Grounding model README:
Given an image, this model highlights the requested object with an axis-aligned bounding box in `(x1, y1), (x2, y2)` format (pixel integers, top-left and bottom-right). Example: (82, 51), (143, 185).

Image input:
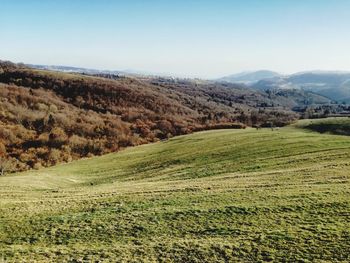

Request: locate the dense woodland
(0, 61), (304, 172)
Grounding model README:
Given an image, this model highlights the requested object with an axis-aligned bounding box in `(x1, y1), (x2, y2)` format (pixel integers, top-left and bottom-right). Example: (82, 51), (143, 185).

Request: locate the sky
(1, 0), (350, 78)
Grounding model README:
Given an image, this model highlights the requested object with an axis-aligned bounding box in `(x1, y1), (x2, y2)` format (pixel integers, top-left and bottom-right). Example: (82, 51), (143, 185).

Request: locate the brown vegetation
(0, 61), (298, 172)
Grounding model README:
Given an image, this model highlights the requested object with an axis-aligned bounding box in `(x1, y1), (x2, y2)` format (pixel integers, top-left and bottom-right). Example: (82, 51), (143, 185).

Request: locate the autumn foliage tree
(0, 61), (298, 173)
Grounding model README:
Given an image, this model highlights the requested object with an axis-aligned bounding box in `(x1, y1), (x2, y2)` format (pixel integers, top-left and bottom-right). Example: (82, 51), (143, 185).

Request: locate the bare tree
(0, 157), (12, 176)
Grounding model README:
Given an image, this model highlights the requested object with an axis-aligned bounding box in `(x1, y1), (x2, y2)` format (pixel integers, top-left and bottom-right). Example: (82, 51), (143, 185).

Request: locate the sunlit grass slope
(0, 119), (350, 262)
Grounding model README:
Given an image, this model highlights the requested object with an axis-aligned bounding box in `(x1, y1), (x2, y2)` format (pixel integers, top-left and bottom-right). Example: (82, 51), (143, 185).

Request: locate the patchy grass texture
(0, 119), (350, 262)
(298, 117), (350, 136)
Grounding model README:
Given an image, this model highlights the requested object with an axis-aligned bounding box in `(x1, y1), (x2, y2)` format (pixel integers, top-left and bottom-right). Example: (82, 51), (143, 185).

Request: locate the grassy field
(297, 117), (350, 136)
(0, 119), (350, 262)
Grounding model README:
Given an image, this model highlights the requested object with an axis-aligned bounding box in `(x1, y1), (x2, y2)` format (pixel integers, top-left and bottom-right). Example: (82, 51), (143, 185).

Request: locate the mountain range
(26, 64), (174, 78)
(218, 70), (281, 84)
(220, 70), (350, 103)
(28, 64), (350, 103)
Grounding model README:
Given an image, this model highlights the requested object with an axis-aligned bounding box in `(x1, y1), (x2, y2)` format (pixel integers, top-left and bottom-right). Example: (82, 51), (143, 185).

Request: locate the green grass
(0, 119), (350, 262)
(297, 117), (350, 136)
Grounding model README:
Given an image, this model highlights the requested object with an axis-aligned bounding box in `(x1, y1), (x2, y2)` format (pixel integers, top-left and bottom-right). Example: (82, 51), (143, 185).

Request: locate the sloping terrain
(218, 70), (281, 83)
(298, 117), (350, 136)
(0, 119), (349, 261)
(0, 61), (297, 172)
(250, 72), (350, 103)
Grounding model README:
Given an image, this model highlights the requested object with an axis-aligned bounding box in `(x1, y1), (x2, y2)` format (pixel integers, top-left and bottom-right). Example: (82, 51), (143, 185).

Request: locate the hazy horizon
(1, 0), (350, 78)
(14, 63), (350, 80)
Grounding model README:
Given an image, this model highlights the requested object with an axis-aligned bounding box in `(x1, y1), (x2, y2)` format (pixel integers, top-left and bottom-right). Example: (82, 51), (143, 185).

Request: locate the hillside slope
(0, 120), (349, 261)
(297, 117), (350, 136)
(0, 61), (297, 172)
(251, 72), (350, 103)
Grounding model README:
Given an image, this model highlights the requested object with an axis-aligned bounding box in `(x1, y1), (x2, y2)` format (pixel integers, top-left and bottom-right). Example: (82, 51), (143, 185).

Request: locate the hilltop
(219, 70), (281, 84)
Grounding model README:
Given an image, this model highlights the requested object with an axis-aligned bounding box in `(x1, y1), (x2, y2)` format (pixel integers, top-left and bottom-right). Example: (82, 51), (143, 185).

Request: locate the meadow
(0, 119), (349, 262)
(298, 117), (350, 136)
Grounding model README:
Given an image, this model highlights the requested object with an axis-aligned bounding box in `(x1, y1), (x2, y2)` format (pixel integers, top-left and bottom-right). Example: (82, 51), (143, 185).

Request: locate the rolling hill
(0, 119), (349, 261)
(1, 60), (348, 173)
(218, 70), (281, 84)
(250, 71), (350, 103)
(298, 117), (350, 136)
(220, 70), (350, 103)
(0, 61), (301, 172)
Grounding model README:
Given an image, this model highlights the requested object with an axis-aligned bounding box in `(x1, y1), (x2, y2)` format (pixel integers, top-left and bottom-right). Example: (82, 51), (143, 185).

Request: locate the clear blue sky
(1, 0), (350, 78)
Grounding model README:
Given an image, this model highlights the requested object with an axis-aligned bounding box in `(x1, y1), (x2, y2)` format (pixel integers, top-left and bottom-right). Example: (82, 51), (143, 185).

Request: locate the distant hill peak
(247, 70), (350, 103)
(291, 70), (350, 76)
(219, 70), (282, 84)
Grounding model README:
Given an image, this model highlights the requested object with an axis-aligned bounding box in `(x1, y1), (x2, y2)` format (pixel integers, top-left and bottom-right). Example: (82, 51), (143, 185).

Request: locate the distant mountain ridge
(23, 63), (350, 104)
(221, 70), (350, 103)
(24, 63), (338, 107)
(27, 64), (176, 78)
(26, 64), (126, 76)
(219, 70), (281, 84)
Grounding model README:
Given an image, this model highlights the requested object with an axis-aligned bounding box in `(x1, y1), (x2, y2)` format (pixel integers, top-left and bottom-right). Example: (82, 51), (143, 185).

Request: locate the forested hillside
(0, 61), (298, 172)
